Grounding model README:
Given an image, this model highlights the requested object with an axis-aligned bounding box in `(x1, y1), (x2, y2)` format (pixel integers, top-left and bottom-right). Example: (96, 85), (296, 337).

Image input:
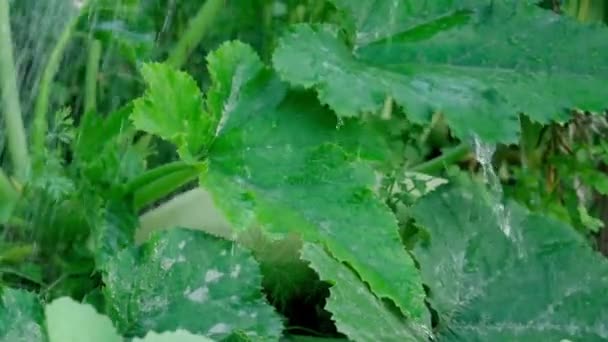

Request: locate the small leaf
(301, 243), (431, 342)
(411, 183), (608, 340)
(131, 63), (216, 162)
(103, 228), (283, 340)
(205, 41), (265, 137)
(0, 288), (45, 342)
(45, 297), (122, 342)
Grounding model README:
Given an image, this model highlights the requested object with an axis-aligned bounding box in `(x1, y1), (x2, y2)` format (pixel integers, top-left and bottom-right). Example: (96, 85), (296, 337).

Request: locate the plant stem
(166, 0), (224, 68)
(0, 167), (19, 223)
(84, 39), (102, 114)
(133, 167), (201, 211)
(0, 0), (30, 179)
(31, 14), (80, 158)
(123, 160), (205, 195)
(410, 142), (471, 174)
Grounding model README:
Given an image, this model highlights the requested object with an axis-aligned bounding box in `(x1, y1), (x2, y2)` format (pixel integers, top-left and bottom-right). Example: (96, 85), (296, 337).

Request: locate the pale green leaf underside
(103, 228), (283, 340)
(411, 184), (608, 340)
(273, 1), (608, 143)
(202, 42), (427, 322)
(45, 297), (122, 342)
(131, 63), (215, 161)
(0, 288), (45, 342)
(301, 243), (430, 342)
(0, 290), (218, 342)
(132, 330), (214, 342)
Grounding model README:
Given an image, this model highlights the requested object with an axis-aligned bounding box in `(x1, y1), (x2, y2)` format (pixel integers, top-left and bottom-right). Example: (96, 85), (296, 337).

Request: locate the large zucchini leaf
(411, 183), (608, 340)
(130, 41), (428, 325)
(273, 0), (608, 143)
(301, 243), (430, 342)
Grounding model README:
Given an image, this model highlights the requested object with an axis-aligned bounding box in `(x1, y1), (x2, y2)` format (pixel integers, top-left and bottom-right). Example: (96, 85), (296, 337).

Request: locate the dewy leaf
(103, 228), (283, 340)
(301, 243), (430, 342)
(273, 1), (608, 143)
(45, 297), (122, 342)
(411, 183), (608, 340)
(0, 288), (45, 342)
(131, 63), (216, 162)
(203, 42), (427, 322)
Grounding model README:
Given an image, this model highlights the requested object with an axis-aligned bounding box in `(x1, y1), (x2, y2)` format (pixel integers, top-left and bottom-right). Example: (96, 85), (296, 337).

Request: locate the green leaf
(411, 183), (608, 340)
(203, 42), (427, 322)
(75, 106), (131, 164)
(132, 330), (214, 342)
(273, 1), (608, 143)
(45, 297), (122, 342)
(75, 105), (148, 187)
(131, 63), (216, 162)
(0, 288), (45, 342)
(92, 200), (139, 269)
(103, 228), (283, 340)
(301, 243), (430, 342)
(205, 39), (265, 137)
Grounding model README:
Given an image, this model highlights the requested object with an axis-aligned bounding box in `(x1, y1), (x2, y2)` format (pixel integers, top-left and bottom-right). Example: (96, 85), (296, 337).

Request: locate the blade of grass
(166, 0), (224, 68)
(84, 39), (102, 114)
(0, 167), (19, 224)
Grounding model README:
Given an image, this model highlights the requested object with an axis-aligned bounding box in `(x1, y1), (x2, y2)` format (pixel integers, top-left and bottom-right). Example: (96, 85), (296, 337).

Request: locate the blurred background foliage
(1, 0), (608, 318)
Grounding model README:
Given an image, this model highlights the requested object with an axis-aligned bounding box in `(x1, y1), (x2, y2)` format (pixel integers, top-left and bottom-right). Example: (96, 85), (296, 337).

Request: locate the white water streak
(472, 136), (523, 254)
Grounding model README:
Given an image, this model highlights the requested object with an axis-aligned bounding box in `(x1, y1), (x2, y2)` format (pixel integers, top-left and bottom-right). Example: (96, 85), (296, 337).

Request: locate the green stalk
(0, 0), (30, 179)
(410, 142), (471, 174)
(166, 0), (224, 68)
(133, 167), (201, 211)
(31, 14), (80, 158)
(123, 160), (205, 196)
(0, 167), (19, 223)
(309, 0), (327, 21)
(84, 39), (102, 114)
(564, 0), (580, 16)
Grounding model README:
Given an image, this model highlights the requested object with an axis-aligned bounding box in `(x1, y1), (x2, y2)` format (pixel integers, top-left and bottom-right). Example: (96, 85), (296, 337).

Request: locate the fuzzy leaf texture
(199, 42), (427, 323)
(131, 63), (216, 162)
(103, 228), (283, 340)
(301, 243), (431, 342)
(411, 183), (608, 340)
(273, 0), (608, 143)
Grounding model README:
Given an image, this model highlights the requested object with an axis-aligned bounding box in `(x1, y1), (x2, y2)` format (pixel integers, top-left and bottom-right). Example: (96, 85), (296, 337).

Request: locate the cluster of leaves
(504, 114), (608, 237)
(2, 0), (608, 341)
